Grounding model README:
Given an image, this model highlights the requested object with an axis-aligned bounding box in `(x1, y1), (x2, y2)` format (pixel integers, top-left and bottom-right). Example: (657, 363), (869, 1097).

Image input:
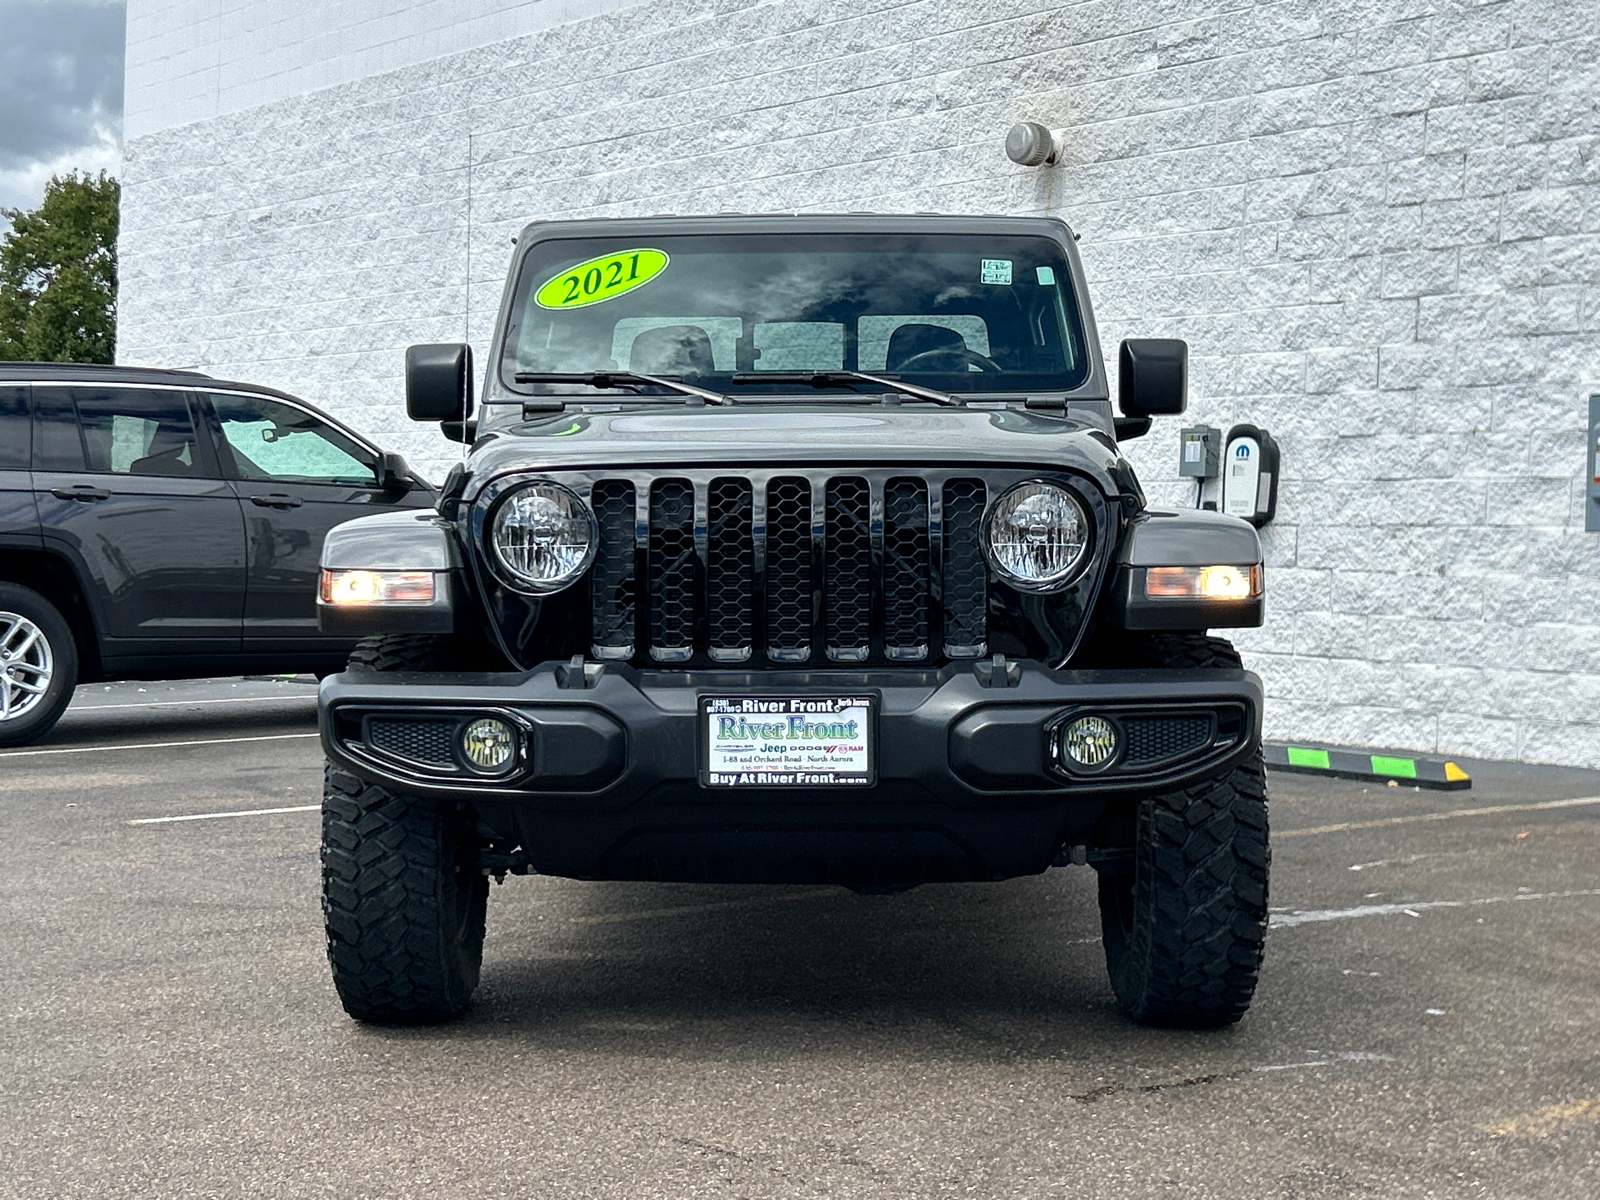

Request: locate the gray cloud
(0, 0), (124, 168)
(0, 0), (124, 218)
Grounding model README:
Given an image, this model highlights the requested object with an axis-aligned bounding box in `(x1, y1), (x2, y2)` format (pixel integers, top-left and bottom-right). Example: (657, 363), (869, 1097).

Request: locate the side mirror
(405, 343), (474, 422)
(379, 451), (413, 492)
(1119, 339), (1188, 418)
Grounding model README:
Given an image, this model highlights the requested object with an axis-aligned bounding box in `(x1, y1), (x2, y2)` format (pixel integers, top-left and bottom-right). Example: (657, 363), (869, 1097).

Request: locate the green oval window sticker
(535, 248), (669, 310)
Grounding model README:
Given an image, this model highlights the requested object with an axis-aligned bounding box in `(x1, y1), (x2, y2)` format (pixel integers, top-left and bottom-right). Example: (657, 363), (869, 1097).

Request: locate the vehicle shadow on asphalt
(365, 871), (1259, 1061)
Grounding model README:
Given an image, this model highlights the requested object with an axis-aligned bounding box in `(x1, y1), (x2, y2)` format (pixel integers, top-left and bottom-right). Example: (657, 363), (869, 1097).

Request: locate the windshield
(499, 232), (1090, 397)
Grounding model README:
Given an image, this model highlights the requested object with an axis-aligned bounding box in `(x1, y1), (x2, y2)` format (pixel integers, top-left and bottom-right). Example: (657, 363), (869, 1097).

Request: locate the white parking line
(0, 732), (319, 758)
(69, 694), (316, 712)
(128, 804), (320, 825)
(1271, 887), (1600, 928)
(1277, 794), (1600, 839)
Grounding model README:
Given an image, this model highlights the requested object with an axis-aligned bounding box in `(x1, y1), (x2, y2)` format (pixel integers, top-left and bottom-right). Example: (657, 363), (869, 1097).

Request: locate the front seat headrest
(629, 325), (716, 376)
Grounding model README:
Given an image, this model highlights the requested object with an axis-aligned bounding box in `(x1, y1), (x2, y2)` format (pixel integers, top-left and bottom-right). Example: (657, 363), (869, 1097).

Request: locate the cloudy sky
(0, 0), (125, 227)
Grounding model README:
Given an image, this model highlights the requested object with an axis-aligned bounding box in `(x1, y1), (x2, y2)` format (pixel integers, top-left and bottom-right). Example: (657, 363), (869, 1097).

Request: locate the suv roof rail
(0, 362), (214, 382)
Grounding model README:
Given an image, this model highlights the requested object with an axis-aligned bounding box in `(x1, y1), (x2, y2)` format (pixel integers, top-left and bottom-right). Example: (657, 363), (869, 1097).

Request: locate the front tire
(1094, 632), (1269, 1027)
(0, 583), (78, 748)
(321, 764), (489, 1024)
(1096, 752), (1269, 1028)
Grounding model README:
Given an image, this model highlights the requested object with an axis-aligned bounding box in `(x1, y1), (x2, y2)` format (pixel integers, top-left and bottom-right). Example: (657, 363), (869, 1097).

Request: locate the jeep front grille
(579, 470), (991, 666)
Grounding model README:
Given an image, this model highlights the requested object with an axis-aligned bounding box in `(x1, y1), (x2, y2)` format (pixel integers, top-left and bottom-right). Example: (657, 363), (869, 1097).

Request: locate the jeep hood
(465, 405), (1125, 494)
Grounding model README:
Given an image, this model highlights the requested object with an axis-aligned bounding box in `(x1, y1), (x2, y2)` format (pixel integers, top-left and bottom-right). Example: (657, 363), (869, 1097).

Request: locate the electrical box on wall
(1178, 425), (1221, 479)
(1221, 424), (1280, 527)
(1588, 395), (1600, 533)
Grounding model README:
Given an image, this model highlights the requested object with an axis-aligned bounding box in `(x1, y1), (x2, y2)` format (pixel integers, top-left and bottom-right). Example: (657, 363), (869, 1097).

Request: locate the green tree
(0, 172), (120, 364)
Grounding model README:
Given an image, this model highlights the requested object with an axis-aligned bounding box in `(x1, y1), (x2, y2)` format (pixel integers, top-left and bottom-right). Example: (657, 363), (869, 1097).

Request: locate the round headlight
(490, 482), (596, 592)
(983, 481), (1090, 590)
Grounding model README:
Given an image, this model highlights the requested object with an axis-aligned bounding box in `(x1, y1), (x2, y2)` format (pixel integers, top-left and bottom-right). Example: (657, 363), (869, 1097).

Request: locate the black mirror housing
(379, 450), (413, 492)
(406, 343), (474, 422)
(1118, 339), (1188, 417)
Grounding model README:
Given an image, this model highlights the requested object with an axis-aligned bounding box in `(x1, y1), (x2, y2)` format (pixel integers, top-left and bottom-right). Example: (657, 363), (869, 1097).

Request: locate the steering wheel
(894, 347), (1004, 374)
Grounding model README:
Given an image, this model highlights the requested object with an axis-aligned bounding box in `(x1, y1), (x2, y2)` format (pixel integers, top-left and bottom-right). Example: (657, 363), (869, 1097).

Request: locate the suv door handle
(249, 493), (303, 509)
(51, 485), (110, 501)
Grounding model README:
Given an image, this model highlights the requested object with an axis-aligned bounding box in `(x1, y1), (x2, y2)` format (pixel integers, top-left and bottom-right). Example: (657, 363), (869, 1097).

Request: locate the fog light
(460, 718), (516, 772)
(1061, 715), (1118, 769)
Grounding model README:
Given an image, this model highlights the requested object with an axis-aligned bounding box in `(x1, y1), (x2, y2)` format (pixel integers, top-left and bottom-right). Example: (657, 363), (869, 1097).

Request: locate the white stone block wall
(119, 0), (1600, 767)
(123, 0), (649, 139)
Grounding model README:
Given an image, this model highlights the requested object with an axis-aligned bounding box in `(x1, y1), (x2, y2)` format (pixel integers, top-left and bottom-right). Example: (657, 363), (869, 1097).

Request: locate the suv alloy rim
(0, 611), (53, 722)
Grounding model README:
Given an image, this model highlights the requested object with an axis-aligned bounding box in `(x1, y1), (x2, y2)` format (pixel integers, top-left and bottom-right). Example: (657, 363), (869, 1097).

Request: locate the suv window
(72, 387), (205, 477)
(0, 387), (29, 470)
(211, 393), (377, 486)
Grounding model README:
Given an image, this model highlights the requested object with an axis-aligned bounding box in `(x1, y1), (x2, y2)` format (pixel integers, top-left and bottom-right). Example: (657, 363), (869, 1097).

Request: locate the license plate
(699, 695), (876, 788)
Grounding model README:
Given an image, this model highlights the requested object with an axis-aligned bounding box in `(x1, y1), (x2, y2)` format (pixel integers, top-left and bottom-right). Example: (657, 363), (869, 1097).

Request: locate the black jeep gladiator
(316, 214), (1269, 1029)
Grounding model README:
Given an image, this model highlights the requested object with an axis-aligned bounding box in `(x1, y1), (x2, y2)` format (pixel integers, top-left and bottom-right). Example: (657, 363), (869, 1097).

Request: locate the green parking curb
(1265, 743), (1471, 790)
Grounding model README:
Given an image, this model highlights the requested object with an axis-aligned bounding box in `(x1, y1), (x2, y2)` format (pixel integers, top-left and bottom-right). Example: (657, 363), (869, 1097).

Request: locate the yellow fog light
(460, 718), (517, 772)
(1061, 715), (1118, 769)
(1144, 564), (1261, 600)
(319, 569), (436, 604)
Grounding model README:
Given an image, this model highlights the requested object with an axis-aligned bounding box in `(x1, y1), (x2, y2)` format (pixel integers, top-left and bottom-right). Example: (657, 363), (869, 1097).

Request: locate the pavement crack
(672, 1136), (810, 1186)
(1070, 1069), (1247, 1104)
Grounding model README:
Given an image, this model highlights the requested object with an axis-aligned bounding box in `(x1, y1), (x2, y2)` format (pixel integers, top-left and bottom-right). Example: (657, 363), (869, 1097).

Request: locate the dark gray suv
(315, 215), (1270, 1030)
(0, 363), (434, 745)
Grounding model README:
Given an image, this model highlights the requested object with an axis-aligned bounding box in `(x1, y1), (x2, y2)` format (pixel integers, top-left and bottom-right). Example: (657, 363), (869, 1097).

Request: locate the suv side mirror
(1119, 339), (1188, 418)
(378, 450), (413, 493)
(406, 343), (474, 422)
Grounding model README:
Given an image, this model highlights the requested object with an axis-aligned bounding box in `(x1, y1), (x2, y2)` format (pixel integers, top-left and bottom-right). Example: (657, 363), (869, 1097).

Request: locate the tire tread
(320, 763), (485, 1024)
(1097, 633), (1269, 1028)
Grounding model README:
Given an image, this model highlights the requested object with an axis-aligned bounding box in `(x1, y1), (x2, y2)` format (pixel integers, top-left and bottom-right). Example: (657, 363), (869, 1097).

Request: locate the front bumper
(319, 660), (1262, 885)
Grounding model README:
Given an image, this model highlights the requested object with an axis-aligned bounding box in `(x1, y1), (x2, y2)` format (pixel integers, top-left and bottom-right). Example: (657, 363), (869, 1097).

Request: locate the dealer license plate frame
(698, 694), (878, 788)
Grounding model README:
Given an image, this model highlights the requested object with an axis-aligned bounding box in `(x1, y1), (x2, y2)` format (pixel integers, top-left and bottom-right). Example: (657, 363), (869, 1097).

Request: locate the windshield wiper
(730, 370), (963, 407)
(514, 370), (733, 406)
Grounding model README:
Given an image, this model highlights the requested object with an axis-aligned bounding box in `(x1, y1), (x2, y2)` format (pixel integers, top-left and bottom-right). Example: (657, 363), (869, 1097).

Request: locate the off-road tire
(321, 764), (489, 1023)
(1075, 629), (1245, 672)
(345, 633), (456, 673)
(1094, 633), (1268, 1027)
(0, 583), (78, 748)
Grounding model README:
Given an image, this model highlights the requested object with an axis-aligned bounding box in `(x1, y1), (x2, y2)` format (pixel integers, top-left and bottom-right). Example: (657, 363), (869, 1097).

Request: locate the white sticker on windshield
(1036, 265), (1056, 285)
(980, 259), (1013, 285)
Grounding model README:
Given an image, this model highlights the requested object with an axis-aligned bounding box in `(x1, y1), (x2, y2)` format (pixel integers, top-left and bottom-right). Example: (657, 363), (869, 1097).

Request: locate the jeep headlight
(982, 480), (1091, 590)
(490, 482), (596, 592)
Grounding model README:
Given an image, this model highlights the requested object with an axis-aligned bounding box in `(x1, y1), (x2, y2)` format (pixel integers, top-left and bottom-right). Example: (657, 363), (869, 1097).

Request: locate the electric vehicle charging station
(1587, 394), (1600, 533)
(1178, 425), (1222, 484)
(1221, 424), (1280, 528)
(1175, 423), (1278, 525)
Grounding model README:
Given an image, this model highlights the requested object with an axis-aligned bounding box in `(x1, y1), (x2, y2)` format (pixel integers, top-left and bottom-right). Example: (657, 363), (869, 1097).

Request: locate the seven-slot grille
(581, 471), (990, 666)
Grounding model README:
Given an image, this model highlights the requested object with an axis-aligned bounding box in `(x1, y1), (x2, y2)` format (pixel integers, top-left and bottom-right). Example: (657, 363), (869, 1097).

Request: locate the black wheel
(0, 583), (78, 748)
(321, 763), (489, 1024)
(345, 633), (457, 673)
(1072, 629), (1244, 672)
(1093, 633), (1268, 1027)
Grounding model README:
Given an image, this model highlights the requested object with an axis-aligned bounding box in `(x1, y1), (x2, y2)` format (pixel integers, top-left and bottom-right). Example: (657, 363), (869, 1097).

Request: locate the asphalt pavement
(1, 677), (1597, 1198)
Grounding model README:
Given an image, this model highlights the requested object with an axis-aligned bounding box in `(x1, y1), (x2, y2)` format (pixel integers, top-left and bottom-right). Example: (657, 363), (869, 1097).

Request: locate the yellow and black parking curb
(1265, 743), (1471, 790)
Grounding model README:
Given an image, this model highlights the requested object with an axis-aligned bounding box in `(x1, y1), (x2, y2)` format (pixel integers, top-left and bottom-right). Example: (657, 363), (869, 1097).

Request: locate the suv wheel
(0, 583), (78, 748)
(1093, 633), (1270, 1027)
(321, 764), (489, 1024)
(321, 634), (487, 1024)
(345, 633), (457, 673)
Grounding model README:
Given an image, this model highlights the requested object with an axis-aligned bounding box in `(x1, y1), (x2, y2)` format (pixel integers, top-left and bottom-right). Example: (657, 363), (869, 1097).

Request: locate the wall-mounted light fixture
(1005, 121), (1060, 167)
